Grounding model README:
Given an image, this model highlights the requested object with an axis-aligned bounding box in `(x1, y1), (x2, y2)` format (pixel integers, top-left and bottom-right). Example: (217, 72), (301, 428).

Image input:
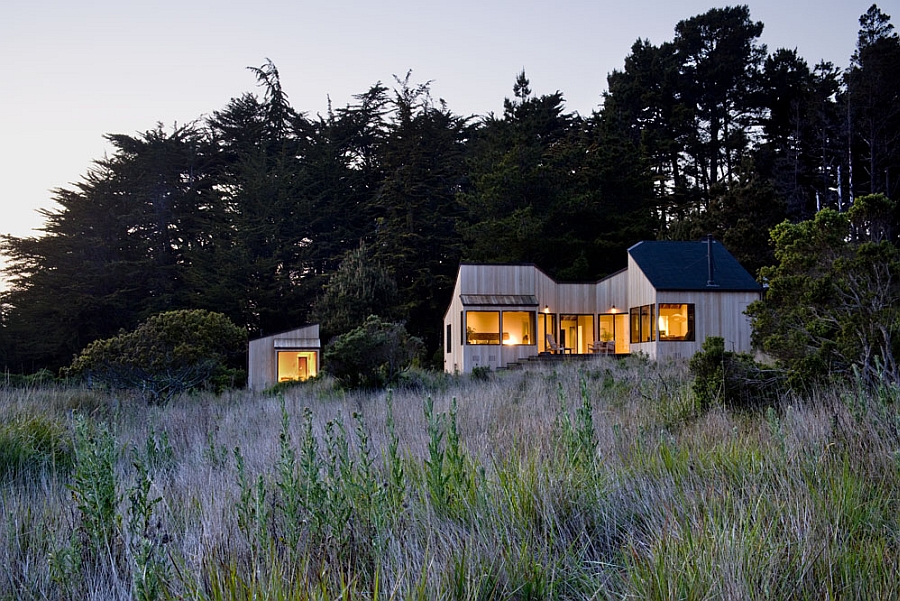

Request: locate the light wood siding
(556, 283), (598, 314)
(457, 264), (536, 295)
(444, 265), (545, 374)
(655, 290), (758, 360)
(443, 270), (466, 374)
(595, 270), (628, 314)
(626, 255), (659, 358)
(248, 337), (276, 391)
(626, 254), (658, 308)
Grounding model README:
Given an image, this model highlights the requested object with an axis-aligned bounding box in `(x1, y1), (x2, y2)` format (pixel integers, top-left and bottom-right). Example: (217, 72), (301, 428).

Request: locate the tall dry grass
(1, 356), (899, 600)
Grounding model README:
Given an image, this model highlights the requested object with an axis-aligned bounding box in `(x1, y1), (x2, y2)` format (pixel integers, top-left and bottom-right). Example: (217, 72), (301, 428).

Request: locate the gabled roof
(628, 240), (760, 292)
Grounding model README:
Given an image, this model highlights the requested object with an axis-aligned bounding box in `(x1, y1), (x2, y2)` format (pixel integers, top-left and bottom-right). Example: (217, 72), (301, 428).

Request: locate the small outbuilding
(248, 324), (321, 391)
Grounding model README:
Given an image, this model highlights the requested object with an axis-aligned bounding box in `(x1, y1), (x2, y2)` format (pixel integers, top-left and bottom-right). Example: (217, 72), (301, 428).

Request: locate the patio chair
(589, 340), (615, 354)
(545, 334), (573, 354)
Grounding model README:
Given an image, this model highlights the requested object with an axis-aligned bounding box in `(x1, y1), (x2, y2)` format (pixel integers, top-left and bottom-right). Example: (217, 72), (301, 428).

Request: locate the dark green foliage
(323, 315), (423, 389)
(470, 366), (492, 382)
(0, 369), (57, 388)
(311, 241), (400, 341)
(371, 74), (471, 350)
(3, 6), (900, 374)
(0, 415), (73, 482)
(689, 336), (783, 410)
(64, 309), (247, 404)
(748, 197), (900, 386)
(70, 416), (119, 555)
(845, 5), (900, 198)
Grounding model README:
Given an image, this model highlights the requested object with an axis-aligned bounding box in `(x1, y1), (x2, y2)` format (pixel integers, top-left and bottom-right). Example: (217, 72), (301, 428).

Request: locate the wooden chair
(545, 334), (573, 354)
(589, 340), (615, 354)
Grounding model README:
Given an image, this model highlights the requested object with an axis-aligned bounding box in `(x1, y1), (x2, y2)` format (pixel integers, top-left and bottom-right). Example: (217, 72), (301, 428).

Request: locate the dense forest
(2, 4), (899, 373)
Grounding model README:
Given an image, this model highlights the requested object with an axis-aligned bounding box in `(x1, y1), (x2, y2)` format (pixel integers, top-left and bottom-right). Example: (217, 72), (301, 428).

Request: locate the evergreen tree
(672, 5), (767, 196)
(458, 71), (579, 273)
(372, 73), (471, 348)
(311, 241), (400, 341)
(200, 61), (315, 336)
(845, 4), (900, 199)
(1, 124), (215, 370)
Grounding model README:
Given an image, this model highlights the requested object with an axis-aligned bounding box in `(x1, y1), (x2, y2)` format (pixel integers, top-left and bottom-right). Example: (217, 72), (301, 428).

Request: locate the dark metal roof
(460, 294), (539, 306)
(628, 240), (761, 291)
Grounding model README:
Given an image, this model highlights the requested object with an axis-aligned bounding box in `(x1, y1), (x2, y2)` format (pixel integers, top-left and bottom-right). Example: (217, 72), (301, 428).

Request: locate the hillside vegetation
(3, 357), (899, 600)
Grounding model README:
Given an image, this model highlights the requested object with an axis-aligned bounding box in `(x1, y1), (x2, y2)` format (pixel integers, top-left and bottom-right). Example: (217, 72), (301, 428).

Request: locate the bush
(311, 241), (401, 340)
(0, 415), (73, 482)
(324, 316), (424, 389)
(0, 369), (57, 388)
(689, 336), (783, 410)
(64, 309), (247, 404)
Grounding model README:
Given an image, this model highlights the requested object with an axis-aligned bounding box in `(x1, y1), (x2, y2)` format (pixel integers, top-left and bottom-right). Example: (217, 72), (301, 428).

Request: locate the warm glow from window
(560, 314), (594, 354)
(277, 351), (318, 382)
(466, 311), (500, 344)
(658, 303), (695, 341)
(502, 311), (535, 346)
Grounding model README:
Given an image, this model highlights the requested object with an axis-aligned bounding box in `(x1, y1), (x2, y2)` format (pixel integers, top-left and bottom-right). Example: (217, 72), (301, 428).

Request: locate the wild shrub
(689, 336), (783, 410)
(324, 315), (424, 389)
(126, 455), (168, 601)
(311, 240), (401, 341)
(1, 368), (57, 388)
(69, 416), (120, 556)
(64, 309), (247, 404)
(0, 414), (73, 482)
(471, 365), (492, 382)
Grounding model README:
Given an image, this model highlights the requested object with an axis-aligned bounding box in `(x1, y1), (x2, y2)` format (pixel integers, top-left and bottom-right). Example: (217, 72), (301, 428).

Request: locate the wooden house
(248, 324), (321, 391)
(442, 239), (761, 374)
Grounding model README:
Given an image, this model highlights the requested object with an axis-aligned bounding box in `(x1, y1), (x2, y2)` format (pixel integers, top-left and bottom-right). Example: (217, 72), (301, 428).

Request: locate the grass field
(2, 356), (899, 600)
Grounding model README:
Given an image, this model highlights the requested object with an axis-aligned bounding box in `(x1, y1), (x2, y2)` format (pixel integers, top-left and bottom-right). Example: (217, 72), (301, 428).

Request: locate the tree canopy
(2, 6), (899, 375)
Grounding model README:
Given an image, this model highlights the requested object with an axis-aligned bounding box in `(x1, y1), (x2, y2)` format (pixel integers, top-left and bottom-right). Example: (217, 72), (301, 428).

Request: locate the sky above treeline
(0, 0), (877, 246)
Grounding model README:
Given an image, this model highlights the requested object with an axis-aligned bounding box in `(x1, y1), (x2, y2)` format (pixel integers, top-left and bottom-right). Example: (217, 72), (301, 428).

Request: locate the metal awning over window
(460, 294), (538, 306)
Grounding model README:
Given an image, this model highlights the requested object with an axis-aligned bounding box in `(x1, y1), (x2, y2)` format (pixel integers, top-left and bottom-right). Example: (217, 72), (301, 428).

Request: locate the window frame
(629, 304), (656, 343)
(465, 310), (501, 345)
(657, 303), (695, 341)
(501, 310), (536, 346)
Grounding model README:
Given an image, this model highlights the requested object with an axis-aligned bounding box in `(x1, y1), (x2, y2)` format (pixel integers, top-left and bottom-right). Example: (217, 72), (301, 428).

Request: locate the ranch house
(442, 239), (762, 374)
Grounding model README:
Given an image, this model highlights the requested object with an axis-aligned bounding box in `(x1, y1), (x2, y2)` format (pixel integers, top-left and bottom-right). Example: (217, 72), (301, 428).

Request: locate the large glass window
(629, 305), (655, 343)
(658, 303), (695, 341)
(466, 311), (500, 345)
(560, 314), (594, 354)
(538, 312), (557, 353)
(277, 351), (318, 382)
(599, 314), (616, 343)
(630, 307), (640, 344)
(502, 311), (535, 345)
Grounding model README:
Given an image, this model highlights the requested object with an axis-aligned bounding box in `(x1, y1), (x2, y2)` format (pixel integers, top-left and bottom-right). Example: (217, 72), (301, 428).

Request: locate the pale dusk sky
(0, 0), (877, 250)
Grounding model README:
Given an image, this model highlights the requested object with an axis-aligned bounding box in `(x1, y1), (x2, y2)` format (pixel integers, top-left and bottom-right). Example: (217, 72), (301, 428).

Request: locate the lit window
(560, 314), (594, 354)
(501, 311), (535, 345)
(466, 311), (500, 345)
(658, 303), (695, 341)
(277, 351), (318, 382)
